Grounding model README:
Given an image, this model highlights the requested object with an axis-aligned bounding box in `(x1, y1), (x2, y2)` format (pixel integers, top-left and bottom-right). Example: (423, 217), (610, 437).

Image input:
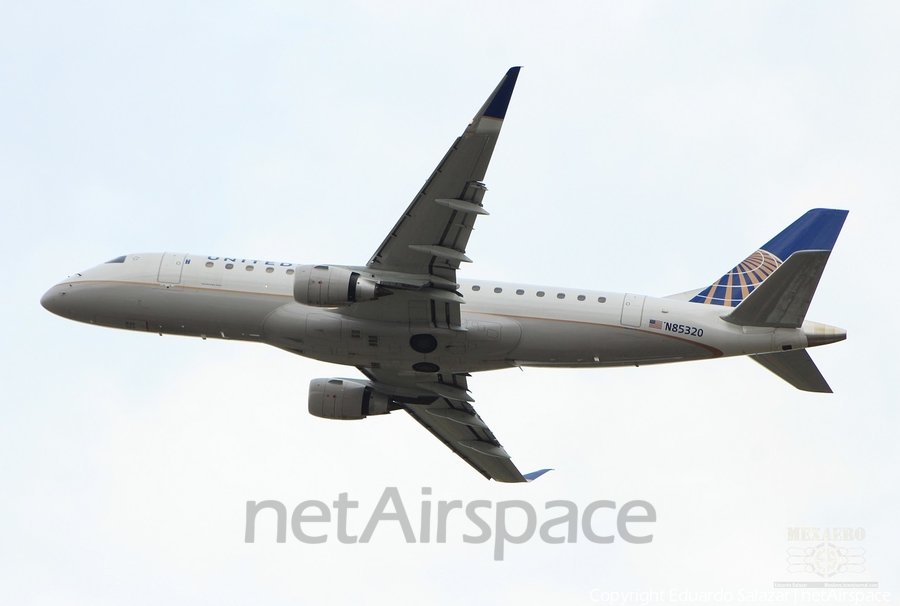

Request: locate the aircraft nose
(40, 285), (67, 317)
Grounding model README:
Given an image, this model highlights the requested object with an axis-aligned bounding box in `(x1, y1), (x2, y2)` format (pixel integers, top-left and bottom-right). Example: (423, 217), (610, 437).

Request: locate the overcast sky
(3, 2), (898, 604)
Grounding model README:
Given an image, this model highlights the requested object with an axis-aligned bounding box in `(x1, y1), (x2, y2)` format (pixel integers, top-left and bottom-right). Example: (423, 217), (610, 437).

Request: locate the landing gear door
(158, 253), (187, 285)
(620, 293), (646, 328)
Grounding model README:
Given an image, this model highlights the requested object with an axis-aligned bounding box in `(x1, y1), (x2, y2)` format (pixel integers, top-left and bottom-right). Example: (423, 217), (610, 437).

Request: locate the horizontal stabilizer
(750, 349), (832, 393)
(723, 250), (830, 328)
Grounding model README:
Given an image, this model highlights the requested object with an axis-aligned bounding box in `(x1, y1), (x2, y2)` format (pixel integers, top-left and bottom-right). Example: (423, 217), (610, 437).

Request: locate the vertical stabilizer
(688, 209), (848, 307)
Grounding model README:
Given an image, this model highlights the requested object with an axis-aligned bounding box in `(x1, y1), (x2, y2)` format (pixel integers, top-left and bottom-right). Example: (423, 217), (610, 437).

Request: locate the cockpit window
(105, 256), (126, 264)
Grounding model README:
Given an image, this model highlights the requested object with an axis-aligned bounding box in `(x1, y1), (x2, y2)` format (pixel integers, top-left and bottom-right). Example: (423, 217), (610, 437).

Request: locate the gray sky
(3, 2), (898, 604)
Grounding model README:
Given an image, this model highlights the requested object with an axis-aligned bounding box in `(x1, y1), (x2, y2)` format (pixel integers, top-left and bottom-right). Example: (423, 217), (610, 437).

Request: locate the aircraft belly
(145, 289), (280, 338)
(65, 282), (283, 340)
(265, 305), (521, 373)
(508, 317), (715, 366)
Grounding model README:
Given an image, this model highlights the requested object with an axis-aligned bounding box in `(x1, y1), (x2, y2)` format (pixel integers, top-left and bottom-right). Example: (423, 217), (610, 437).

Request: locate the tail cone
(803, 321), (847, 348)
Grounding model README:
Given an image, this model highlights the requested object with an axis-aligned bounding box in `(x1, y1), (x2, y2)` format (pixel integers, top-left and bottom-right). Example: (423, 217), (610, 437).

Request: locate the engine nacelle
(294, 265), (380, 307)
(308, 378), (391, 420)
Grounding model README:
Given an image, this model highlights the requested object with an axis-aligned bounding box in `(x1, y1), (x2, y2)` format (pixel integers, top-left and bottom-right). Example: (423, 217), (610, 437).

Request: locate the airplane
(41, 67), (848, 483)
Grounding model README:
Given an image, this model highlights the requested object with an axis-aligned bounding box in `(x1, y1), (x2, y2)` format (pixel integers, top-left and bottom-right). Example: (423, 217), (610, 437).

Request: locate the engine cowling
(308, 378), (391, 420)
(294, 265), (380, 307)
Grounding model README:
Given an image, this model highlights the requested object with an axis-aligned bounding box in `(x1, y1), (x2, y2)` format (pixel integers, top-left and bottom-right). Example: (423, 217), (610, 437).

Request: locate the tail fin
(687, 208), (848, 307)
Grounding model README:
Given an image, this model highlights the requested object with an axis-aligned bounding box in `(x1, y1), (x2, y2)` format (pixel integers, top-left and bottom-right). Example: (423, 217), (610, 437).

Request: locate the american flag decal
(648, 319), (663, 330)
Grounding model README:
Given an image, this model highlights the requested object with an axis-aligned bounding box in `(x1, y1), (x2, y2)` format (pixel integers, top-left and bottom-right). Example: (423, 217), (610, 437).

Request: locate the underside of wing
(358, 367), (536, 483)
(750, 349), (833, 393)
(366, 67), (521, 289)
(295, 69), (543, 482)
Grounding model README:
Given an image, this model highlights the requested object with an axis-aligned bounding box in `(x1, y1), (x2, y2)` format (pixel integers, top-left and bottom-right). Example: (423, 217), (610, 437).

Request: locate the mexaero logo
(690, 249), (783, 307)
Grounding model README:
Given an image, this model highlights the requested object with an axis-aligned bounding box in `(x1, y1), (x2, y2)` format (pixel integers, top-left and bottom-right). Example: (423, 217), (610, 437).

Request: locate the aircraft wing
(366, 67), (521, 289)
(347, 68), (547, 482)
(358, 367), (547, 483)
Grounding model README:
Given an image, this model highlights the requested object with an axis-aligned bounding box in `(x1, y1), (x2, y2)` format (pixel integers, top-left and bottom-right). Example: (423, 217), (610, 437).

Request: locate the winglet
(523, 468), (553, 482)
(482, 66), (522, 120)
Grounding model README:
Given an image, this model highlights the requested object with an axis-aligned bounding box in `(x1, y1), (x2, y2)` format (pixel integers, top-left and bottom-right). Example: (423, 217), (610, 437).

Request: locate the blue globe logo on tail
(687, 208), (848, 308)
(690, 249), (782, 307)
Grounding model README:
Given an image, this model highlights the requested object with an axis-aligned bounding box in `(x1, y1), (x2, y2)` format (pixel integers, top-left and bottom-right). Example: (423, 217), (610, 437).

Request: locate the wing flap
(405, 398), (528, 482)
(361, 368), (530, 483)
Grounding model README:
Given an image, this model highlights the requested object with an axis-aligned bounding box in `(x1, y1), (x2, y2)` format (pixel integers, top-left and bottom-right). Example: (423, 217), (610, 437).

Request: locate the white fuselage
(41, 253), (823, 376)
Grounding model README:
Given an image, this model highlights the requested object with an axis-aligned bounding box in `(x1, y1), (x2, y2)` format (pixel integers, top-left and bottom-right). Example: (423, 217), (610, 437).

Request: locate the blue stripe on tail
(759, 208), (848, 261)
(690, 208), (848, 307)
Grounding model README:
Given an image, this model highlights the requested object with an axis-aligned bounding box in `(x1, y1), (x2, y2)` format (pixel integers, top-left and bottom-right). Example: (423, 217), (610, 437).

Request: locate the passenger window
(472, 285), (481, 291)
(266, 267), (274, 273)
(205, 262), (214, 268)
(536, 291), (545, 297)
(245, 265), (254, 271)
(557, 293), (565, 299)
(494, 287), (502, 293)
(577, 295), (586, 301)
(516, 289), (524, 295)
(286, 269), (294, 275)
(225, 263), (234, 270)
(598, 296), (607, 303)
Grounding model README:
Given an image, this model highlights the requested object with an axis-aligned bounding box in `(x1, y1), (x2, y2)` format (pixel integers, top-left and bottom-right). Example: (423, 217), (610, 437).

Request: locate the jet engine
(308, 378), (391, 420)
(293, 265), (383, 307)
